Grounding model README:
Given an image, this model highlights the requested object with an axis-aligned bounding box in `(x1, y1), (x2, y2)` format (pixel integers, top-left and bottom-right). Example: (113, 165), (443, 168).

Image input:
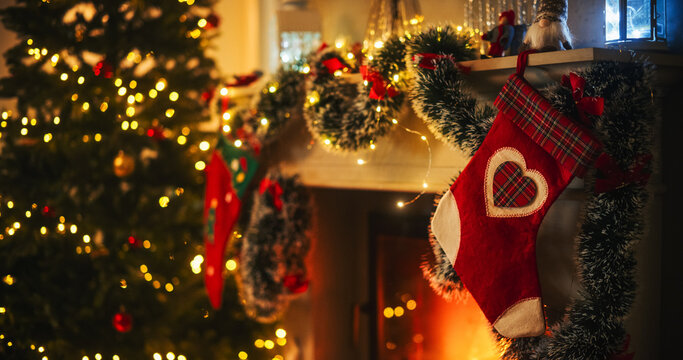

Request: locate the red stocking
(431, 52), (602, 338)
(203, 139), (258, 309)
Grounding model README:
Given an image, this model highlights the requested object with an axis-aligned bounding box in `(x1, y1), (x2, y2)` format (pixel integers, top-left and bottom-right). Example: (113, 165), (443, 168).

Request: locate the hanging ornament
(363, 0), (423, 55)
(127, 235), (142, 248)
(112, 311), (133, 333)
(93, 60), (114, 78)
(113, 150), (135, 178)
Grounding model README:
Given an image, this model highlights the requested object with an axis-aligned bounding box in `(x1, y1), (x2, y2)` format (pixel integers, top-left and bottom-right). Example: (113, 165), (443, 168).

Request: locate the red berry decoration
(146, 126), (165, 140)
(205, 14), (220, 30)
(127, 235), (142, 248)
(112, 311), (133, 333)
(93, 60), (113, 78)
(41, 205), (55, 217)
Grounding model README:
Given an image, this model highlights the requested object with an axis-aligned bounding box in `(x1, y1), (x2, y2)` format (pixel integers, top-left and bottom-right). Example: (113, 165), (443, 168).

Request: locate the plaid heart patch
(493, 161), (538, 207)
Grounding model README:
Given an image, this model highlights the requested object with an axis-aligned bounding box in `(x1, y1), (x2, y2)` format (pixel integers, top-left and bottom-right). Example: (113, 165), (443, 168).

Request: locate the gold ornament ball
(113, 151), (135, 177)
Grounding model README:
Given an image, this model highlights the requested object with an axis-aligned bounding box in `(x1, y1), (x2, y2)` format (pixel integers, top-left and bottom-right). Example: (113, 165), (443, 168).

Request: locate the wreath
(304, 36), (409, 151)
(415, 50), (654, 359)
(237, 171), (311, 323)
(255, 68), (306, 144)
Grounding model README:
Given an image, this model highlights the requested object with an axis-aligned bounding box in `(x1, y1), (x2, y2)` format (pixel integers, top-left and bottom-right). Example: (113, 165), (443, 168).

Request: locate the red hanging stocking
(431, 52), (602, 338)
(203, 139), (258, 309)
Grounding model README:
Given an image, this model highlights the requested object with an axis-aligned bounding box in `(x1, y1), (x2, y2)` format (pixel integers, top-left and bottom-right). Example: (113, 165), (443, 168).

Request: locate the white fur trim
(493, 297), (545, 338)
(485, 147), (549, 218)
(431, 190), (461, 265)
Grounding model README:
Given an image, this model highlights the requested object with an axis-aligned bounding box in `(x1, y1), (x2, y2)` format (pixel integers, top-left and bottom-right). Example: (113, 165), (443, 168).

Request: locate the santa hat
(534, 0), (568, 23)
(499, 10), (515, 26)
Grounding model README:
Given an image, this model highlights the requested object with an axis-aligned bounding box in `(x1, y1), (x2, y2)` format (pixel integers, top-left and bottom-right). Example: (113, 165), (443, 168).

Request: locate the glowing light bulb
(238, 351), (248, 360)
(169, 92), (179, 101)
(199, 141), (210, 151)
(383, 307), (394, 318)
(406, 299), (417, 310)
(177, 135), (187, 145)
(234, 139), (242, 148)
(82, 102), (90, 111)
(117, 87), (127, 96)
(60, 73), (68, 81)
(40, 227), (47, 235)
(393, 74), (400, 82)
(83, 235), (91, 243)
(130, 121), (138, 130)
(165, 108), (175, 118)
(375, 106), (381, 113)
(165, 283), (174, 292)
(264, 340), (275, 349)
(159, 196), (170, 208)
(127, 95), (135, 104)
(225, 259), (237, 271)
(195, 161), (206, 171)
(129, 80), (137, 89)
(260, 118), (268, 126)
(219, 87), (228, 96)
(77, 76), (85, 84)
(100, 102), (108, 112)
(69, 224), (77, 233)
(357, 159), (365, 165)
(370, 143), (376, 150)
(149, 89), (158, 98)
(155, 79), (166, 91)
(43, 133), (52, 142)
(275, 329), (287, 338)
(374, 40), (384, 48)
(396, 201), (405, 208)
(114, 78), (123, 87)
(222, 112), (231, 120)
(268, 86), (277, 93)
(394, 306), (405, 317)
(222, 125), (231, 133)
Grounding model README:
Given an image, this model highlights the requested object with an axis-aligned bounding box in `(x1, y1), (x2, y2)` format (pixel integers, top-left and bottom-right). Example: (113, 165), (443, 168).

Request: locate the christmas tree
(0, 1), (278, 359)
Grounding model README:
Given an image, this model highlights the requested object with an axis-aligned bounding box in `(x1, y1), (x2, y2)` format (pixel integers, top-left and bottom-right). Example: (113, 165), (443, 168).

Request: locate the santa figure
(481, 10), (516, 57)
(520, 0), (572, 52)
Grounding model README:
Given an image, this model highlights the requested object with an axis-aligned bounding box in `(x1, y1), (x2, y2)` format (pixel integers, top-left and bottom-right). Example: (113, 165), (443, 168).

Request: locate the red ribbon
(412, 53), (471, 74)
(562, 72), (605, 126)
(322, 58), (347, 74)
(594, 153), (652, 193)
(259, 178), (283, 211)
(360, 65), (398, 100)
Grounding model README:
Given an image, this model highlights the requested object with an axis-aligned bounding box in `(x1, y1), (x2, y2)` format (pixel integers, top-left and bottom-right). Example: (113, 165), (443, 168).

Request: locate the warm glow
(140, 264), (148, 273)
(225, 259), (237, 271)
(219, 87), (228, 96)
(169, 91), (179, 101)
(165, 283), (174, 292)
(394, 306), (405, 317)
(159, 196), (170, 208)
(238, 351), (248, 359)
(396, 201), (405, 208)
(254, 339), (265, 348)
(222, 112), (231, 120)
(383, 307), (394, 318)
(357, 159), (365, 165)
(234, 139), (242, 148)
(177, 136), (187, 145)
(195, 161), (206, 171)
(275, 328), (286, 338)
(155, 79), (167, 91)
(264, 340), (275, 349)
(199, 141), (210, 151)
(406, 299), (417, 310)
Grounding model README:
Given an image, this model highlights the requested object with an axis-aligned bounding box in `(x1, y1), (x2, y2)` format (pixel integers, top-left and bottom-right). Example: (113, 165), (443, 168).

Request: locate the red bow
(609, 335), (635, 360)
(283, 273), (309, 294)
(322, 58), (347, 74)
(360, 65), (398, 100)
(412, 53), (471, 74)
(594, 153), (652, 193)
(259, 178), (283, 211)
(562, 72), (604, 126)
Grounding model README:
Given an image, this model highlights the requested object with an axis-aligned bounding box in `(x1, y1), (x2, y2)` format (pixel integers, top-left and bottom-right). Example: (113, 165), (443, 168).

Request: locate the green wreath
(415, 52), (653, 358)
(237, 171), (311, 323)
(304, 36), (408, 151)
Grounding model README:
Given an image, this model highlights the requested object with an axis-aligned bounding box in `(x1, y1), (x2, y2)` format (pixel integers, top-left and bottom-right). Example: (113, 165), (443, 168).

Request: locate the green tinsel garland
(238, 171), (311, 323)
(255, 69), (305, 144)
(415, 57), (653, 359)
(304, 36), (408, 151)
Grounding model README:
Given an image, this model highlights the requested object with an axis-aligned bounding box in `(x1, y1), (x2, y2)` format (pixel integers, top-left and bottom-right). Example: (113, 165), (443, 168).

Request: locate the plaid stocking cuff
(494, 74), (602, 177)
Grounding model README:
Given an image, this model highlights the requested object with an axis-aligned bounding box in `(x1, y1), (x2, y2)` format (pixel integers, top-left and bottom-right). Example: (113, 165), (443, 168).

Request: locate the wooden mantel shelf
(275, 48), (683, 193)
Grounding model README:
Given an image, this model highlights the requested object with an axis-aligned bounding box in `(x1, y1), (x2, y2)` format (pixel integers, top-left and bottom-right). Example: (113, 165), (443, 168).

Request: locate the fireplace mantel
(273, 48), (682, 193)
